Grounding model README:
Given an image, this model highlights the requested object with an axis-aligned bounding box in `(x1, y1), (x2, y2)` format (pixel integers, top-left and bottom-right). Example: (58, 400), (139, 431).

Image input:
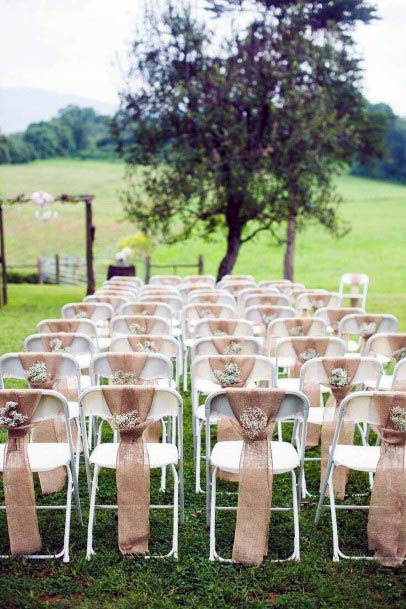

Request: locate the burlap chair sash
(211, 337), (246, 355)
(320, 358), (360, 498)
(126, 335), (163, 354)
(124, 316), (156, 335)
(195, 293), (220, 303)
(39, 333), (76, 352)
(94, 297), (122, 310)
(305, 293), (333, 312)
(283, 318), (314, 336)
(225, 388), (286, 565)
(352, 315), (384, 354)
(367, 393), (406, 566)
(207, 320), (238, 336)
(19, 353), (78, 494)
(102, 386), (156, 555)
(388, 336), (406, 363)
(72, 303), (96, 319)
(327, 308), (360, 336)
(0, 390), (43, 555)
(46, 320), (80, 333)
(194, 304), (225, 319)
(129, 304), (158, 316)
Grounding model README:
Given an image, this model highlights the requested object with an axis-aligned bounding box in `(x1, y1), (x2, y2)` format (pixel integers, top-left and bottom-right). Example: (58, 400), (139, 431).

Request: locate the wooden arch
(0, 193), (95, 305)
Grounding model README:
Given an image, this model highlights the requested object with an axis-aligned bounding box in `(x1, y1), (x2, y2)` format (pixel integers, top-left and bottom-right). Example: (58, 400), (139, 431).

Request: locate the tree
(116, 1), (383, 279)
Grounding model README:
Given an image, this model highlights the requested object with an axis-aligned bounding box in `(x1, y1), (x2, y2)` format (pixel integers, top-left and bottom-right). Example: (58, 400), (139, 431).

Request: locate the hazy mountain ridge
(0, 87), (116, 133)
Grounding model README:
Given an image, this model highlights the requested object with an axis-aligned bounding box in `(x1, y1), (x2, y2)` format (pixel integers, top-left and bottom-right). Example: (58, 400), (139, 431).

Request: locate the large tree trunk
(217, 223), (242, 281)
(284, 213), (296, 281)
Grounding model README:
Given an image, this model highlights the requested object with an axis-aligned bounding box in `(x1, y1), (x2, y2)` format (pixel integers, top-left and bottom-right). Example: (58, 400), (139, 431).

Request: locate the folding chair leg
(195, 420), (204, 493)
(183, 347), (188, 392)
(63, 466), (73, 563)
(328, 467), (340, 561)
(291, 470), (300, 560)
(86, 465), (99, 560)
(209, 467), (218, 561)
(171, 464), (179, 560)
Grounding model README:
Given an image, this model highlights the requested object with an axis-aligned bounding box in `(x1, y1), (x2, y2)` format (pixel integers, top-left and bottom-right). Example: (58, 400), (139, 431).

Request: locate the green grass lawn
(0, 285), (405, 609)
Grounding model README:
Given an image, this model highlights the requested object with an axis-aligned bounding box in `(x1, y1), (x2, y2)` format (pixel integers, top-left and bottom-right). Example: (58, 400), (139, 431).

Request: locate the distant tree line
(351, 103), (406, 184)
(0, 105), (117, 164)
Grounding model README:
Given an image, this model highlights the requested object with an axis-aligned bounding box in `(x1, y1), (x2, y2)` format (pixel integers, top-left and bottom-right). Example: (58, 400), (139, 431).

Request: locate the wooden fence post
(55, 254), (60, 284)
(145, 256), (151, 283)
(0, 204), (7, 305)
(85, 197), (95, 295)
(198, 254), (204, 275)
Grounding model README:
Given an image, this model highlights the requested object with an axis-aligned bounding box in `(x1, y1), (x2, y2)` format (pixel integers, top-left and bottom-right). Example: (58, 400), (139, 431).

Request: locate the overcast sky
(1, 0), (405, 115)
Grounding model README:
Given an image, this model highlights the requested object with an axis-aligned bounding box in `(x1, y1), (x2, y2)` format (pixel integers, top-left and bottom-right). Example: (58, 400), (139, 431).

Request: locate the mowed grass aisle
(0, 285), (405, 609)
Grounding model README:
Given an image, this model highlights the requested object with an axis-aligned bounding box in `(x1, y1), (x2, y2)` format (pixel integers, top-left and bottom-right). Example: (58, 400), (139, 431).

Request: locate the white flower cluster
(49, 338), (68, 353)
(240, 406), (268, 440)
(75, 310), (89, 319)
(393, 347), (406, 362)
(263, 314), (276, 325)
(136, 340), (158, 353)
(359, 322), (377, 337)
(331, 321), (340, 334)
(214, 363), (241, 386)
(213, 330), (227, 337)
(223, 341), (243, 355)
(390, 406), (406, 432)
(111, 369), (138, 385)
(329, 367), (349, 388)
(25, 361), (48, 384)
(112, 409), (140, 431)
(129, 322), (145, 335)
(298, 348), (318, 363)
(289, 326), (304, 337)
(0, 401), (28, 428)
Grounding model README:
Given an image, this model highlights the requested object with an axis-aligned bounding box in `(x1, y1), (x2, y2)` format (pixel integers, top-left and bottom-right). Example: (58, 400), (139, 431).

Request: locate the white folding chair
(149, 275), (183, 286)
(245, 305), (296, 337)
(38, 318), (100, 351)
(62, 302), (114, 350)
(81, 386), (183, 560)
(314, 307), (365, 335)
(119, 301), (173, 323)
(191, 355), (276, 492)
(365, 333), (406, 389)
(0, 389), (82, 562)
(107, 276), (144, 290)
(295, 292), (342, 315)
(183, 275), (216, 287)
(238, 286), (280, 309)
(258, 279), (292, 287)
(187, 290), (236, 308)
(220, 274), (255, 283)
(315, 390), (393, 561)
(206, 389), (308, 561)
(265, 317), (328, 357)
(339, 273), (369, 309)
(110, 315), (171, 338)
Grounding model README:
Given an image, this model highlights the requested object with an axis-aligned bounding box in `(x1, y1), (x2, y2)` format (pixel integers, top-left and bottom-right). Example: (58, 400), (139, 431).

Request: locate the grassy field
(0, 159), (405, 326)
(0, 285), (405, 609)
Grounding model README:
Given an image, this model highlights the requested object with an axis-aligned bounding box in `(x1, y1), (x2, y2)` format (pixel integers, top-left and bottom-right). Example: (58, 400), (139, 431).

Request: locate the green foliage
(0, 106), (117, 165)
(116, 1), (385, 279)
(6, 270), (39, 284)
(118, 232), (153, 256)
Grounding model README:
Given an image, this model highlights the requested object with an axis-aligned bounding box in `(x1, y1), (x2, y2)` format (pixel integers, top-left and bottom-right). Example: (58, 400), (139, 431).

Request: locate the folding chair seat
(0, 389), (82, 562)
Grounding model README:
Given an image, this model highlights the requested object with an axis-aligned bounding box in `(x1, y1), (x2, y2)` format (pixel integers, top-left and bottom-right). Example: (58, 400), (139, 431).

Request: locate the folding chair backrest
(0, 352), (81, 386)
(206, 389), (308, 424)
(221, 274), (255, 283)
(182, 304), (236, 339)
(299, 356), (382, 390)
(295, 292), (342, 314)
(183, 275), (216, 287)
(24, 333), (95, 356)
(192, 336), (263, 358)
(62, 302), (114, 322)
(89, 352), (173, 384)
(365, 333), (406, 360)
(339, 314), (398, 337)
(110, 315), (171, 337)
(265, 317), (328, 356)
(102, 282), (139, 295)
(84, 295), (128, 310)
(138, 293), (183, 313)
(276, 336), (345, 366)
(108, 276), (144, 290)
(149, 275), (182, 286)
(110, 335), (180, 359)
(258, 279), (292, 287)
(244, 294), (290, 309)
(337, 391), (403, 427)
(119, 301), (173, 321)
(81, 386), (181, 421)
(339, 273), (369, 309)
(0, 389), (70, 424)
(94, 290), (137, 302)
(191, 354), (276, 386)
(314, 306), (365, 331)
(194, 318), (254, 338)
(187, 290), (236, 308)
(245, 305), (295, 325)
(238, 287), (280, 309)
(219, 281), (256, 295)
(38, 318), (97, 338)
